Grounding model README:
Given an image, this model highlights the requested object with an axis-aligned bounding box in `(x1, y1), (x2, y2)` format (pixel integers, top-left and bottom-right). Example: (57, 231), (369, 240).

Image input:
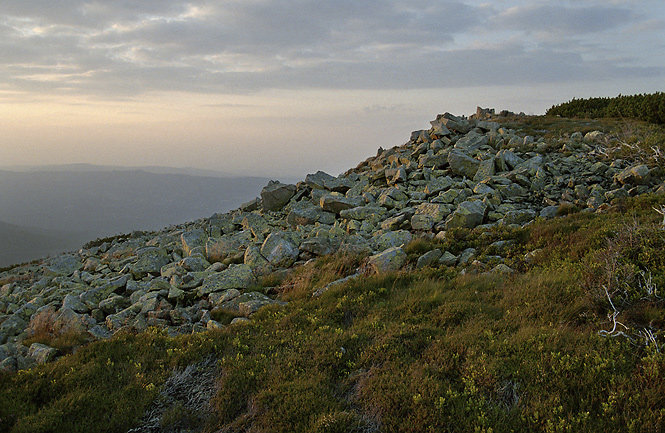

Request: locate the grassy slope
(1, 118), (665, 433)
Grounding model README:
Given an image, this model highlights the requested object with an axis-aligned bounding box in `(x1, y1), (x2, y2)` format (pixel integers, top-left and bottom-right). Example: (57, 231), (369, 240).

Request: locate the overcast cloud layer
(1, 0), (664, 177)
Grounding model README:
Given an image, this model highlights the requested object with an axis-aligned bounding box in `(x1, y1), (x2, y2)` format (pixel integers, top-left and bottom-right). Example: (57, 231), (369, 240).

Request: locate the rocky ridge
(1, 108), (664, 372)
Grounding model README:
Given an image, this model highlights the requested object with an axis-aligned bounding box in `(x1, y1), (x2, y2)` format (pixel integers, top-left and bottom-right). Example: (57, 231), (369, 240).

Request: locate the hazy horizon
(1, 1), (663, 179)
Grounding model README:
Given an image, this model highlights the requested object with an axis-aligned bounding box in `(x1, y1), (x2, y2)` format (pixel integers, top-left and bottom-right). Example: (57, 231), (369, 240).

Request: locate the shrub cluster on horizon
(546, 92), (665, 125)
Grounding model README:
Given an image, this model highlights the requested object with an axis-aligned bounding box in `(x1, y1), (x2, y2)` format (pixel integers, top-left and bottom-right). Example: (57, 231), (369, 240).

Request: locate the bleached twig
(654, 205), (665, 227)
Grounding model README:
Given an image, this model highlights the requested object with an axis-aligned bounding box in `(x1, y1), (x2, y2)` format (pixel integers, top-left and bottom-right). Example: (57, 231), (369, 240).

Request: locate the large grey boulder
(411, 203), (453, 231)
(429, 118), (451, 136)
(238, 296), (287, 317)
(368, 247), (407, 274)
(261, 181), (297, 212)
(261, 233), (299, 268)
(339, 206), (387, 221)
(45, 255), (83, 277)
(445, 200), (488, 229)
(62, 293), (89, 314)
(242, 214), (271, 241)
(300, 237), (337, 256)
(454, 131), (488, 153)
(438, 114), (471, 134)
(474, 158), (496, 181)
(502, 209), (537, 226)
(424, 176), (454, 196)
(52, 307), (96, 334)
(181, 229), (208, 256)
(130, 247), (170, 279)
(305, 171), (335, 189)
(243, 245), (273, 276)
(615, 165), (651, 185)
(0, 315), (27, 342)
(377, 187), (409, 209)
(496, 150), (524, 172)
(417, 249), (443, 269)
(448, 150), (480, 179)
(28, 343), (59, 364)
(197, 264), (256, 296)
(374, 230), (412, 251)
(206, 231), (252, 263)
(287, 204), (322, 227)
(320, 194), (364, 214)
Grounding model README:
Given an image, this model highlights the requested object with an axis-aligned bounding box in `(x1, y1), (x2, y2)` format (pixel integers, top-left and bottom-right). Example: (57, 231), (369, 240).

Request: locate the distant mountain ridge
(0, 163), (247, 178)
(0, 165), (289, 267)
(0, 220), (85, 268)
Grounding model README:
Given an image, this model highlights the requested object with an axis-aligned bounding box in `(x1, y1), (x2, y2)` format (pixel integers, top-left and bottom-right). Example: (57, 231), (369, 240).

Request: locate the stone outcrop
(1, 108), (663, 371)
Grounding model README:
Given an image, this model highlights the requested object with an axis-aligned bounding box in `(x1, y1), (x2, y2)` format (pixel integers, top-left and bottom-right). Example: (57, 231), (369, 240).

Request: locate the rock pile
(1, 109), (664, 371)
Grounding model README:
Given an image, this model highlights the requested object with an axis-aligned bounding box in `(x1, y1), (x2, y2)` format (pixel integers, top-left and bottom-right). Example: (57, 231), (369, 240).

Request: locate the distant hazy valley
(0, 165), (286, 267)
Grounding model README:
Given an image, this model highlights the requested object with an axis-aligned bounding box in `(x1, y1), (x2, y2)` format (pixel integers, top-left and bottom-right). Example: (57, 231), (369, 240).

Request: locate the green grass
(1, 200), (664, 432)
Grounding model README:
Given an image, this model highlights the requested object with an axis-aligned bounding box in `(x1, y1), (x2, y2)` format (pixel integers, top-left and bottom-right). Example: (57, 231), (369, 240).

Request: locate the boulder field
(1, 109), (663, 371)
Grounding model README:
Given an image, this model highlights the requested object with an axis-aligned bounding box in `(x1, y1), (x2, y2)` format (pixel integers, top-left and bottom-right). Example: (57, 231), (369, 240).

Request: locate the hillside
(1, 109), (664, 432)
(0, 221), (85, 268)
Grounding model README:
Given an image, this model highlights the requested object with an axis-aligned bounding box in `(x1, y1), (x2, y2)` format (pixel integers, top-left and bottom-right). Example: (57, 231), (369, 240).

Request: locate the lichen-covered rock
(238, 298), (287, 317)
(496, 150), (524, 172)
(261, 232), (299, 268)
(448, 150), (480, 179)
(615, 165), (651, 185)
(0, 315), (27, 343)
(424, 176), (455, 196)
(305, 171), (336, 189)
(374, 230), (412, 251)
(45, 255), (83, 277)
(339, 206), (386, 221)
(130, 247), (170, 279)
(181, 229), (208, 256)
(28, 343), (59, 364)
(320, 194), (365, 214)
(439, 251), (458, 266)
(287, 204), (322, 226)
(243, 245), (273, 276)
(62, 293), (90, 314)
(502, 209), (537, 226)
(368, 247), (407, 274)
(197, 264), (256, 296)
(454, 131), (488, 153)
(417, 249), (443, 269)
(261, 181), (297, 211)
(206, 231), (252, 263)
(445, 200), (488, 229)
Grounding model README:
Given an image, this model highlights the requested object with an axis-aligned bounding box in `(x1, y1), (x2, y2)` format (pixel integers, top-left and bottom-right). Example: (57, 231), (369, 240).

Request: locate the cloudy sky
(1, 0), (663, 178)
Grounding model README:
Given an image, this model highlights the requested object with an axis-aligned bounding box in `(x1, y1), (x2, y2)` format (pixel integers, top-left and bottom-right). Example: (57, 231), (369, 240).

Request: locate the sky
(1, 0), (663, 179)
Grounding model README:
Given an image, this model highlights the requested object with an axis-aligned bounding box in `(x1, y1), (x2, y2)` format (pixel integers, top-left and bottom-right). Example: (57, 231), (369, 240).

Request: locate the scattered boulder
(615, 165), (651, 185)
(261, 233), (300, 268)
(197, 265), (256, 296)
(261, 181), (297, 212)
(368, 247), (407, 274)
(445, 201), (488, 229)
(28, 343), (59, 364)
